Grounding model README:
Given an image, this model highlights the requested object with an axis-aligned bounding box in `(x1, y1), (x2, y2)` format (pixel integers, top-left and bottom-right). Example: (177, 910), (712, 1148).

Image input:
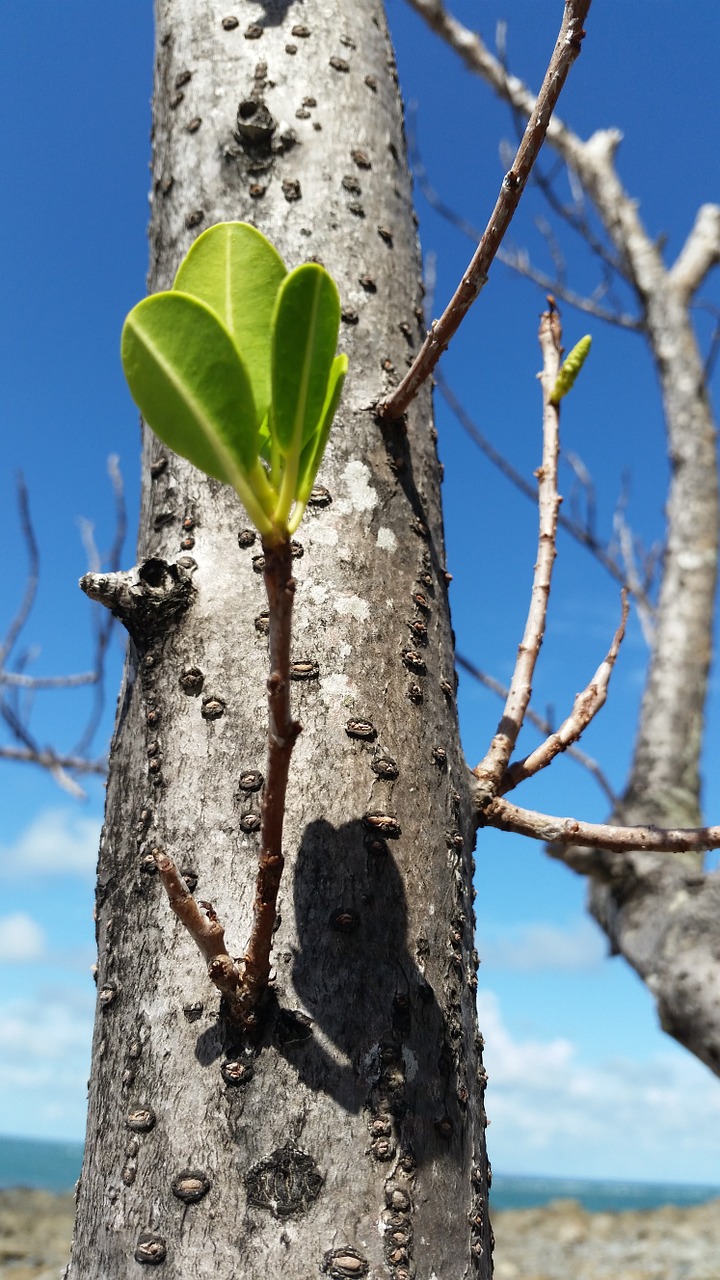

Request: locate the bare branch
(0, 458), (127, 792)
(501, 589), (628, 792)
(379, 0), (592, 420)
(479, 793), (720, 854)
(154, 849), (246, 1021)
(612, 503), (655, 646)
(437, 372), (654, 605)
(669, 204), (720, 302)
(0, 744), (106, 778)
(564, 449), (596, 542)
(404, 0), (584, 164)
(501, 244), (638, 328)
(457, 653), (618, 805)
(0, 744), (105, 773)
(407, 114), (640, 328)
(1, 476), (39, 671)
(695, 299), (720, 382)
(402, 0), (652, 298)
(473, 302), (563, 797)
(0, 671), (98, 689)
(73, 455), (128, 756)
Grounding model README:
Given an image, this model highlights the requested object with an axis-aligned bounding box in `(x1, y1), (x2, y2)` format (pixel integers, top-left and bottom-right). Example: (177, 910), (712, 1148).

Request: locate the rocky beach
(1, 1187), (719, 1279)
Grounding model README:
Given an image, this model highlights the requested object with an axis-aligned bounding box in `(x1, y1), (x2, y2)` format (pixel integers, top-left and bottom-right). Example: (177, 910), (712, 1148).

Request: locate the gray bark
(67, 1), (491, 1276)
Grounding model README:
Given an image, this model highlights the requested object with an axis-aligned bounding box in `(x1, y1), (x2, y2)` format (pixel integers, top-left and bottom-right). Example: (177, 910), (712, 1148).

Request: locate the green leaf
(294, 354), (348, 516)
(122, 292), (274, 528)
(550, 334), (592, 404)
(270, 264), (341, 460)
(173, 222), (287, 425)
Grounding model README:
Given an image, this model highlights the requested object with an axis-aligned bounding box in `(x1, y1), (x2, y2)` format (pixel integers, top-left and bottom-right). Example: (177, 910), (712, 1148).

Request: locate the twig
(0, 744), (106, 779)
(564, 449), (597, 543)
(473, 301), (563, 799)
(500, 244), (638, 328)
(613, 503), (655, 645)
(501, 589), (628, 792)
(379, 0), (591, 420)
(456, 653), (617, 804)
(504, 99), (630, 285)
(154, 850), (245, 1021)
(668, 204), (720, 303)
(0, 671), (98, 689)
(479, 793), (720, 853)
(0, 459), (127, 792)
(407, 113), (639, 329)
(694, 299), (720, 383)
(438, 372), (656, 613)
(1, 476), (39, 670)
(73, 455), (128, 756)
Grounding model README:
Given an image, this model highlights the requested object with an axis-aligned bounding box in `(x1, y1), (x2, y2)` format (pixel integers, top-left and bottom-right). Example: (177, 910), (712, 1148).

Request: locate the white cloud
(481, 917), (606, 972)
(477, 990), (720, 1180)
(0, 993), (94, 1141)
(0, 809), (101, 878)
(0, 998), (92, 1064)
(0, 913), (46, 962)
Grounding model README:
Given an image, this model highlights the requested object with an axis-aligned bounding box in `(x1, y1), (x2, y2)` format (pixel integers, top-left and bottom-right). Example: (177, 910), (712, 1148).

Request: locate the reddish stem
(238, 538), (301, 1023)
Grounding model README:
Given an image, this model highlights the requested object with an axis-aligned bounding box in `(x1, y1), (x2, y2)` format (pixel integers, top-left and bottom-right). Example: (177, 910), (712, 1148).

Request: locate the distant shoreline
(2, 1133), (720, 1212)
(2, 1186), (720, 1280)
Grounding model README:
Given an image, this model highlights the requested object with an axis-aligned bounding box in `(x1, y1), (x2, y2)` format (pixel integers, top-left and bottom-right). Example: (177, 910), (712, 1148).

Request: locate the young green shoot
(120, 223), (348, 1026)
(121, 221), (347, 546)
(550, 333), (592, 405)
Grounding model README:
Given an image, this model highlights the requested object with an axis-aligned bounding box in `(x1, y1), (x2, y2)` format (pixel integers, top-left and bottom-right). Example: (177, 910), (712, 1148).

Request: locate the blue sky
(1, 1), (720, 1183)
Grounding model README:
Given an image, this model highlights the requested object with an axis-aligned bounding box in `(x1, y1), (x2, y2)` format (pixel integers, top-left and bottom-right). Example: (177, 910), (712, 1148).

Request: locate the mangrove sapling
(121, 221), (347, 1026)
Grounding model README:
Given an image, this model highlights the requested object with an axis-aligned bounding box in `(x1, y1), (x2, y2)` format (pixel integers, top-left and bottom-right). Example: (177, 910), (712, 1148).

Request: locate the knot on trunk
(80, 556), (197, 647)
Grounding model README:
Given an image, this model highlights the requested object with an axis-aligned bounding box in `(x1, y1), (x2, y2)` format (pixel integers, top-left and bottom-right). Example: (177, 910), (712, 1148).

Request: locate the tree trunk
(67, 2), (491, 1276)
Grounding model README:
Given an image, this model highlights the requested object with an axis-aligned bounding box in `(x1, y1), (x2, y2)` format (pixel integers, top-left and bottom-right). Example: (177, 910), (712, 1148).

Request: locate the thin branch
(503, 100), (630, 284)
(438, 372), (656, 613)
(501, 589), (628, 792)
(479, 793), (720, 854)
(1, 476), (39, 670)
(407, 115), (639, 329)
(0, 702), (90, 798)
(457, 653), (618, 805)
(612, 502), (655, 645)
(564, 449), (597, 543)
(379, 0), (592, 420)
(404, 0), (586, 163)
(154, 850), (246, 1021)
(499, 244), (638, 328)
(0, 671), (98, 689)
(473, 301), (563, 798)
(0, 745), (106, 775)
(669, 204), (720, 303)
(402, 0), (647, 299)
(73, 455), (127, 756)
(438, 370), (540, 504)
(0, 459), (127, 791)
(694, 299), (720, 383)
(0, 745), (106, 800)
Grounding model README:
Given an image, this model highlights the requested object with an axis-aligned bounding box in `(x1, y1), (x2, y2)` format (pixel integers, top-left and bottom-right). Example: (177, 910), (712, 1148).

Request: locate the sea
(1, 1135), (719, 1213)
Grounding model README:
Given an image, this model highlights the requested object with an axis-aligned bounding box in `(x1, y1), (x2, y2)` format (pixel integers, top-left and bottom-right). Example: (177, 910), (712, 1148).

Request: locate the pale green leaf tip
(550, 334), (592, 405)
